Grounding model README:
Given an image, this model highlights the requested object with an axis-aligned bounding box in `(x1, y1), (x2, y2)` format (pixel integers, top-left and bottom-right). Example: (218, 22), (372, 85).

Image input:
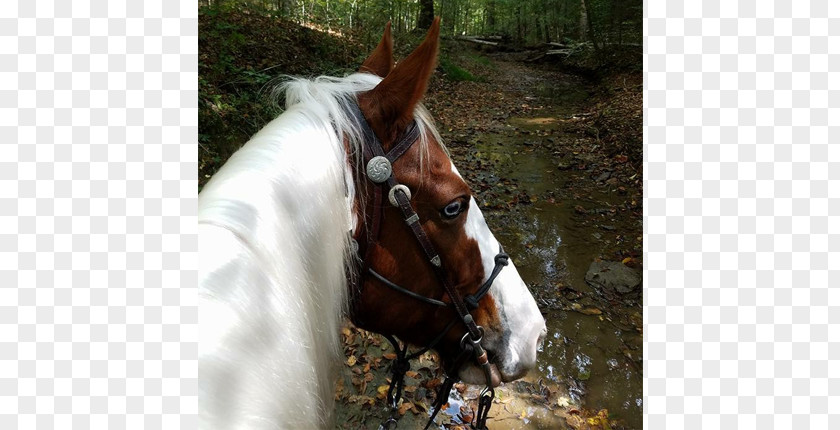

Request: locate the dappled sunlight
(301, 21), (347, 38)
(519, 117), (560, 125)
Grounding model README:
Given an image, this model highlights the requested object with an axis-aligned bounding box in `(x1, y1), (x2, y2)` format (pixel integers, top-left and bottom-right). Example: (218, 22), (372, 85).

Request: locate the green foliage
(467, 51), (492, 66)
(200, 0), (641, 50)
(198, 7), (365, 186)
(439, 57), (484, 82)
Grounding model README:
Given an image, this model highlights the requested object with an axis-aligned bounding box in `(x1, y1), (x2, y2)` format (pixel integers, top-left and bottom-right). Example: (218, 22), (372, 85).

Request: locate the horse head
(350, 19), (547, 385)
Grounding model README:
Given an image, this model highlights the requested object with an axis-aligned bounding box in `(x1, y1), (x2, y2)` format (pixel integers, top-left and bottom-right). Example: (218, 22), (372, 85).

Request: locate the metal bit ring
(460, 326), (484, 350)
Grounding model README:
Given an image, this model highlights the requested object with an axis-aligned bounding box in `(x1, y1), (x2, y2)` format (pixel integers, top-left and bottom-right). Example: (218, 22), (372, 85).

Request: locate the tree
(581, 0), (599, 51)
(417, 0), (434, 30)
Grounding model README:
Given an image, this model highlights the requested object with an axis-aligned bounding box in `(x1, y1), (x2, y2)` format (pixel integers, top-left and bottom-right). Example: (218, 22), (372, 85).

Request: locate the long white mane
(198, 72), (440, 429)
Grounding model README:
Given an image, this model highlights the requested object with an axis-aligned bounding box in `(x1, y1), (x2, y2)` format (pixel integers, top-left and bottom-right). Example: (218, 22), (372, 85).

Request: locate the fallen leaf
(346, 355), (356, 366)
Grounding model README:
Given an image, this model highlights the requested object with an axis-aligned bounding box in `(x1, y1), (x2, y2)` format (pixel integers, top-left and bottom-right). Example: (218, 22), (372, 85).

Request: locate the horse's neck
(198, 109), (351, 428)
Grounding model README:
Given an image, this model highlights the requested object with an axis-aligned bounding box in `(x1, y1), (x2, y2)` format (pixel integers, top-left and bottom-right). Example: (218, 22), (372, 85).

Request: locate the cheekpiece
(366, 156), (392, 184)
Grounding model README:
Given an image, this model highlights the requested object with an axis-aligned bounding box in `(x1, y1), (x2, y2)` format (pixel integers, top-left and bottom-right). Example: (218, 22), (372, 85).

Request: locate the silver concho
(366, 156), (392, 184)
(388, 184), (411, 207)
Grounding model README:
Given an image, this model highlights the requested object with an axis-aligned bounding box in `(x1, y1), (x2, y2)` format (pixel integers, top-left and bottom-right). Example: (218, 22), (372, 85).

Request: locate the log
(457, 36), (499, 46)
(461, 35), (502, 40)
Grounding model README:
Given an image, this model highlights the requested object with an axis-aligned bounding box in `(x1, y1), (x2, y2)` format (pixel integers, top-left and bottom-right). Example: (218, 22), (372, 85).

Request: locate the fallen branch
(457, 36), (499, 46)
(461, 35), (502, 40)
(546, 42), (569, 48)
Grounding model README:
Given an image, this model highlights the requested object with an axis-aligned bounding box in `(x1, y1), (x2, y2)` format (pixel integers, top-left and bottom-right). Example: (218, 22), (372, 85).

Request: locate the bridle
(345, 101), (510, 430)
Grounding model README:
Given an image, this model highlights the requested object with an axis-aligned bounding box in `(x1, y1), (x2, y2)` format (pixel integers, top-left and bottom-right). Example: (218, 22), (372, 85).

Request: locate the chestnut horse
(199, 19), (546, 429)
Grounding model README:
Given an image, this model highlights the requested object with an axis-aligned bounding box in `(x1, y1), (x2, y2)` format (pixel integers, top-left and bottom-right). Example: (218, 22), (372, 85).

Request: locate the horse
(198, 18), (547, 429)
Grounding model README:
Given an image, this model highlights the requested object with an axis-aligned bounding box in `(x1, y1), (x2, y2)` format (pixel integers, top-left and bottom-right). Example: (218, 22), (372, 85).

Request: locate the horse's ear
(359, 22), (394, 78)
(359, 17), (441, 146)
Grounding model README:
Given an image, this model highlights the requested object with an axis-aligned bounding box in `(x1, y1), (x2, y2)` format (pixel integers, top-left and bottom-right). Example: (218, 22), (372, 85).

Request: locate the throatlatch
(345, 100), (509, 430)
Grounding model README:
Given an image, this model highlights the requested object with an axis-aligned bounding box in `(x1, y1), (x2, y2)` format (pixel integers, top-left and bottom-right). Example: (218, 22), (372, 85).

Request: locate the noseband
(346, 101), (509, 430)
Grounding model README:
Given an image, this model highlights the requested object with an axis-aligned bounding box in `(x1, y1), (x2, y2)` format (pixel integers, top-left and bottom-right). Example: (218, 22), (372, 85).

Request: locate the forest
(199, 0), (643, 428)
(198, 0), (642, 49)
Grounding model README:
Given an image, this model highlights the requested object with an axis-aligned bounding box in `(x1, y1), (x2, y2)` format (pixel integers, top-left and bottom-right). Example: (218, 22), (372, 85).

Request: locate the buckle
(388, 184), (411, 207)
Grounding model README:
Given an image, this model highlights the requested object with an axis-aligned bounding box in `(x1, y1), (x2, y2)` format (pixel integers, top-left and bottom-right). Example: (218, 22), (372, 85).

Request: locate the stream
(446, 65), (643, 429)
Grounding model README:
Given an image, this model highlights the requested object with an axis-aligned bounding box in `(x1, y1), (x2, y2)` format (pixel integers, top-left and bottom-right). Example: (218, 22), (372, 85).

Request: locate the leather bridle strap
(353, 107), (484, 343)
(347, 100), (500, 430)
(369, 243), (508, 310)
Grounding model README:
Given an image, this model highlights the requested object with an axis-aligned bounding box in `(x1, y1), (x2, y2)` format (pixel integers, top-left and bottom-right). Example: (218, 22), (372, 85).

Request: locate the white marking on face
(451, 164), (547, 382)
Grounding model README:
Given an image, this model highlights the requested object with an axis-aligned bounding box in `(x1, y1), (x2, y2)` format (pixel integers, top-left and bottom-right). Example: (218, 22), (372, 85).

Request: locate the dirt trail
(335, 50), (642, 430)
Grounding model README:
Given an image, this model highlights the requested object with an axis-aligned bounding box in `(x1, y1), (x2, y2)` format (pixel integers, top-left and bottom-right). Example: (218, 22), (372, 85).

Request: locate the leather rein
(345, 101), (509, 430)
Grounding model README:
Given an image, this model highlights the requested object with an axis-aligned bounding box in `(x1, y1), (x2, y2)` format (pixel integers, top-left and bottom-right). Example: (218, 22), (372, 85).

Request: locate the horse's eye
(441, 200), (463, 220)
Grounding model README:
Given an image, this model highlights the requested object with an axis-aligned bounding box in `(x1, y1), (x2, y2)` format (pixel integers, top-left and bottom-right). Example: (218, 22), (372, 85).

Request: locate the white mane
(198, 72), (441, 429)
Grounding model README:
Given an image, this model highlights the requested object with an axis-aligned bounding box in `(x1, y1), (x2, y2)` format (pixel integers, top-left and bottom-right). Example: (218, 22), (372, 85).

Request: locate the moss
(439, 57), (485, 82)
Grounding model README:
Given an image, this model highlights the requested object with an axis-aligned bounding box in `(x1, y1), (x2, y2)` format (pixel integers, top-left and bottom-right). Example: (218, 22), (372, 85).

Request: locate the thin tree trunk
(579, 0), (587, 40)
(487, 0), (496, 32)
(581, 0), (599, 51)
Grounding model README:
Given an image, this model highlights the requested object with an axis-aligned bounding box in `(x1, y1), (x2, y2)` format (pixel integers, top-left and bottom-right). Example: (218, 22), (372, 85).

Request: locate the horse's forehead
(396, 136), (467, 188)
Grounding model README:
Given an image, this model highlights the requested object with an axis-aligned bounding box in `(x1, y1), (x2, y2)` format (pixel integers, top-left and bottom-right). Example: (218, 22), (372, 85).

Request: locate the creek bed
(447, 75), (643, 428)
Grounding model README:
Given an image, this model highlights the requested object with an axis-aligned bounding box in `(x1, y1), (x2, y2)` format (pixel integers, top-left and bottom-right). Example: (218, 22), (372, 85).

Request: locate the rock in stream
(584, 261), (641, 294)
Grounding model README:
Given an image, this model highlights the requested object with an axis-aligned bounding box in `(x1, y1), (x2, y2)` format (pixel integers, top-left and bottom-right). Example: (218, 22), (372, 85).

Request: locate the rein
(346, 101), (509, 430)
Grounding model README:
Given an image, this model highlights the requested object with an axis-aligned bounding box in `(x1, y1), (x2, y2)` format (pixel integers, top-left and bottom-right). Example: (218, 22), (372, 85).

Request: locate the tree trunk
(579, 0), (588, 40)
(417, 0), (434, 30)
(581, 0), (599, 51)
(487, 0), (496, 31)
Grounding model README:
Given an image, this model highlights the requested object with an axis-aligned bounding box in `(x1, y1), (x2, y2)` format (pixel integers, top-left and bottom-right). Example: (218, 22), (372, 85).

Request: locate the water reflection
(471, 129), (642, 429)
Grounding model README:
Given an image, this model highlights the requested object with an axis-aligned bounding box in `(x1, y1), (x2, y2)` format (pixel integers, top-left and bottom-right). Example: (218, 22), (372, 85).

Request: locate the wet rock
(577, 307), (602, 316)
(595, 171), (612, 182)
(563, 289), (584, 301)
(585, 261), (641, 294)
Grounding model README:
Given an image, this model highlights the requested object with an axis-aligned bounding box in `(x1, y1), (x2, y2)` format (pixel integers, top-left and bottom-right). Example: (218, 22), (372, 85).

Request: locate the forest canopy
(199, 0), (642, 48)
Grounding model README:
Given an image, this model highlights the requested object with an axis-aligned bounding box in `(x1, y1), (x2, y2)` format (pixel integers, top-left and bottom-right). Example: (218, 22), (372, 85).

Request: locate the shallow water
(470, 118), (643, 429)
